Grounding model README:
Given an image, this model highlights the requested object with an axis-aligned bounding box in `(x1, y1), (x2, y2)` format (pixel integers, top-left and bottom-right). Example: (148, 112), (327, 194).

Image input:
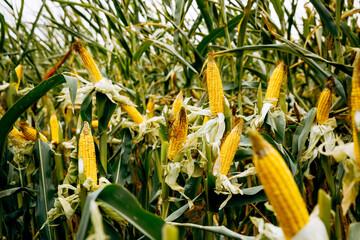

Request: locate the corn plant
(0, 0), (360, 239)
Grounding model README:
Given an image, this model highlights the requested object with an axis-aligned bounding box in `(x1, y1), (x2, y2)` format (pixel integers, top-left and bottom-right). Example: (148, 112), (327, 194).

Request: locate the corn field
(1, 0), (360, 239)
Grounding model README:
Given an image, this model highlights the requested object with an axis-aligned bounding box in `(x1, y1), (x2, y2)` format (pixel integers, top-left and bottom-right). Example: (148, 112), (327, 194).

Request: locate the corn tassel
(351, 52), (360, 164)
(316, 77), (335, 125)
(205, 54), (224, 115)
(20, 122), (48, 142)
(79, 122), (97, 184)
(264, 62), (287, 107)
(122, 104), (145, 124)
(168, 107), (188, 160)
(173, 91), (183, 117)
(72, 40), (102, 83)
(15, 65), (24, 91)
(50, 112), (60, 144)
(219, 119), (244, 175)
(248, 129), (309, 240)
(147, 97), (155, 118)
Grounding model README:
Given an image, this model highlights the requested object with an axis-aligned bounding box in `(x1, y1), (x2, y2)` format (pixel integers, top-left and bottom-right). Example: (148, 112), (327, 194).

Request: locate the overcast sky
(1, 0), (359, 42)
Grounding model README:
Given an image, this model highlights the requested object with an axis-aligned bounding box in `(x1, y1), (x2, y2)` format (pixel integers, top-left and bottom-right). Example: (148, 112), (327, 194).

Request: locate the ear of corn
(203, 116), (209, 125)
(219, 119), (244, 175)
(264, 62), (287, 107)
(173, 91), (183, 117)
(351, 52), (360, 164)
(122, 104), (145, 124)
(9, 127), (28, 141)
(63, 106), (73, 126)
(168, 107), (188, 160)
(316, 77), (335, 125)
(50, 112), (60, 144)
(79, 121), (97, 184)
(20, 122), (48, 142)
(72, 40), (102, 83)
(147, 97), (155, 118)
(248, 129), (309, 240)
(205, 54), (224, 115)
(92, 120), (110, 129)
(92, 120), (99, 128)
(15, 65), (24, 91)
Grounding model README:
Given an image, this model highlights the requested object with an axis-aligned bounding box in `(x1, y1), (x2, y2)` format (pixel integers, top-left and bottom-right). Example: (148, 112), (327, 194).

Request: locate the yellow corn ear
(92, 120), (99, 128)
(248, 129), (309, 240)
(79, 122), (97, 184)
(168, 107), (188, 160)
(15, 65), (24, 91)
(122, 104), (145, 124)
(351, 52), (360, 164)
(219, 120), (244, 175)
(19, 122), (48, 142)
(205, 54), (224, 115)
(316, 77), (335, 125)
(173, 91), (183, 116)
(203, 116), (209, 125)
(9, 127), (28, 141)
(63, 106), (73, 126)
(147, 97), (155, 118)
(190, 89), (201, 100)
(50, 112), (60, 144)
(68, 53), (76, 67)
(91, 120), (110, 129)
(72, 40), (102, 83)
(264, 62), (287, 107)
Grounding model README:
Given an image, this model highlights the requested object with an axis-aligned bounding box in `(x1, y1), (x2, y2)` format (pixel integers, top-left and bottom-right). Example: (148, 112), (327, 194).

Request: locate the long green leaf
(310, 0), (339, 37)
(0, 74), (76, 161)
(170, 223), (254, 240)
(76, 184), (164, 240)
(292, 107), (317, 162)
(34, 140), (55, 239)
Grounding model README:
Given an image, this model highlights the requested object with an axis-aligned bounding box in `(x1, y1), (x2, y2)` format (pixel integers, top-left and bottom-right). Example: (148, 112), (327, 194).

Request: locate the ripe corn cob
(316, 77), (335, 125)
(15, 65), (24, 91)
(173, 91), (183, 117)
(205, 54), (224, 115)
(168, 107), (188, 160)
(79, 122), (97, 184)
(121, 104), (145, 124)
(9, 127), (28, 141)
(351, 52), (360, 164)
(203, 116), (209, 125)
(8, 128), (27, 147)
(50, 112), (60, 144)
(92, 120), (99, 128)
(264, 62), (287, 107)
(72, 40), (102, 83)
(219, 119), (244, 175)
(91, 120), (110, 129)
(19, 122), (48, 142)
(147, 97), (155, 118)
(248, 129), (309, 240)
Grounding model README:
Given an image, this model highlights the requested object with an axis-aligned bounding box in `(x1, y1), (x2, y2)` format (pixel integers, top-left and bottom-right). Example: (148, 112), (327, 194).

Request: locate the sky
(1, 0), (359, 42)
